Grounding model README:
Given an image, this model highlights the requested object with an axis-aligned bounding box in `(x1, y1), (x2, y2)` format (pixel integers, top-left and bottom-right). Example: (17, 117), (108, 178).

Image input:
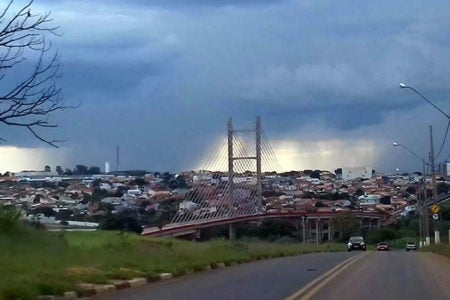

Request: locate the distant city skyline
(1, 0), (450, 174)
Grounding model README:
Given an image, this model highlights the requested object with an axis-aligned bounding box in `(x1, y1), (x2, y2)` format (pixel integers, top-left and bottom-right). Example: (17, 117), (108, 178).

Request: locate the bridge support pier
(301, 216), (306, 244)
(229, 223), (236, 240)
(315, 219), (319, 244)
(307, 219), (312, 243)
(327, 220), (332, 241)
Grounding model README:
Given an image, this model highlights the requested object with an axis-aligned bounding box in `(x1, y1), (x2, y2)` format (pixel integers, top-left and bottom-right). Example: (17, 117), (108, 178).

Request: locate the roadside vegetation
(423, 244), (450, 258)
(0, 206), (343, 300)
(2, 200), (450, 299)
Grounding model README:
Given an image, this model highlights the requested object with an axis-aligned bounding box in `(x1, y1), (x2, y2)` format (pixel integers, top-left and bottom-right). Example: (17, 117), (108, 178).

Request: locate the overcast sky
(2, 0), (450, 174)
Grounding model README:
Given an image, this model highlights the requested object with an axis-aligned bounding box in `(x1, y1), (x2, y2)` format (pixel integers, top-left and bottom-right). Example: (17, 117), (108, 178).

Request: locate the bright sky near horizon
(2, 0), (450, 174)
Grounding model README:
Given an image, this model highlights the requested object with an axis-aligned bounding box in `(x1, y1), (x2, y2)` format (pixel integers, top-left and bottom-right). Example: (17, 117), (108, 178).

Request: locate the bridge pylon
(228, 117), (263, 212)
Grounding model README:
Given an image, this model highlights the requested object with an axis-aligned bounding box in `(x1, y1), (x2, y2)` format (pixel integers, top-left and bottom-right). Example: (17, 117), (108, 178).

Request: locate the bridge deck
(142, 211), (386, 237)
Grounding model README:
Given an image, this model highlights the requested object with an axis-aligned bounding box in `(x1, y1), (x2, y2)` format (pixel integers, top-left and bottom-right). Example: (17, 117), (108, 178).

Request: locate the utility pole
(429, 125), (440, 244)
(418, 178), (423, 247)
(422, 158), (430, 246)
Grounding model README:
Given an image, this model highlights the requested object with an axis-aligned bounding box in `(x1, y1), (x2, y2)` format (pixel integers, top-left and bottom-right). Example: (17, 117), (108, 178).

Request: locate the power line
(435, 119), (450, 159)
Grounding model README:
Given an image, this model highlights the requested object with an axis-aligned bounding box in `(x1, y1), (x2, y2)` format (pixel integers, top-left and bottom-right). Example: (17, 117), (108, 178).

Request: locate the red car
(377, 242), (390, 251)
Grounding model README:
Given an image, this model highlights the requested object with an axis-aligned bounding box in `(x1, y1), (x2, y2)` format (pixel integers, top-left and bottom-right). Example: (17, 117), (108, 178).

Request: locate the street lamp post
(399, 83), (448, 244)
(393, 142), (428, 246)
(392, 142), (422, 161)
(399, 83), (450, 119)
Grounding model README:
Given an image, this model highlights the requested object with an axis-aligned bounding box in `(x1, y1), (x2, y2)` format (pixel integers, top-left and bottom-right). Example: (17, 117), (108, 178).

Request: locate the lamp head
(393, 142), (399, 146)
(399, 83), (407, 88)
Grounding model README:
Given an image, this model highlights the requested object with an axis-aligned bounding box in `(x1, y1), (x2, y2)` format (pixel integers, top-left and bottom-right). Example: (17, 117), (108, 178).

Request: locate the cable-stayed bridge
(142, 117), (386, 240)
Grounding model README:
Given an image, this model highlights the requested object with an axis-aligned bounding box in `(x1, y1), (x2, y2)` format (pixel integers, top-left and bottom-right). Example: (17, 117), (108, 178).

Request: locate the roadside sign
(432, 213), (440, 220)
(431, 205), (440, 214)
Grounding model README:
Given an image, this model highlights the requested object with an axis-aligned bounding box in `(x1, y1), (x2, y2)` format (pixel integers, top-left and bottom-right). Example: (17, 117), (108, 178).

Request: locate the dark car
(406, 241), (417, 251)
(377, 242), (390, 251)
(347, 236), (366, 251)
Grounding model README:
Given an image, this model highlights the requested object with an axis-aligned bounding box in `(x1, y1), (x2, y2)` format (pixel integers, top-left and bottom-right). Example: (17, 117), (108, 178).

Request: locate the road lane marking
(285, 252), (370, 300)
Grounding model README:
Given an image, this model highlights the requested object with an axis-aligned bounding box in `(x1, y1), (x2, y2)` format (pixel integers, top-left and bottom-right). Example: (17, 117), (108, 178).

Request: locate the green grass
(0, 225), (343, 299)
(422, 243), (450, 257)
(386, 237), (418, 249)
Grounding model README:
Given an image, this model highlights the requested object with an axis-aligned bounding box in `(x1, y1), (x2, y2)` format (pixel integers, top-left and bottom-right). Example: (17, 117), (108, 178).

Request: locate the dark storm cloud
(120, 0), (284, 7)
(40, 0), (284, 8)
(5, 0), (450, 173)
(60, 59), (166, 98)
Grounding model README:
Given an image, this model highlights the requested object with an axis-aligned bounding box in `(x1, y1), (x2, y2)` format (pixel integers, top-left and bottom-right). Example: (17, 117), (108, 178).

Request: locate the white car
(406, 242), (417, 251)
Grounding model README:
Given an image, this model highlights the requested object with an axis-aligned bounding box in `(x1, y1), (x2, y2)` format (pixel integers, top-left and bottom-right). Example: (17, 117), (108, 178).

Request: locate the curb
(39, 252), (344, 299)
(76, 278), (148, 298)
(38, 262), (228, 299)
(41, 254), (332, 299)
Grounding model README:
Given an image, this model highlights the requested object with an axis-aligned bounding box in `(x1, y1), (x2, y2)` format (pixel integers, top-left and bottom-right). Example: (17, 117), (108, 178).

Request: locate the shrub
(0, 205), (20, 233)
(367, 228), (401, 244)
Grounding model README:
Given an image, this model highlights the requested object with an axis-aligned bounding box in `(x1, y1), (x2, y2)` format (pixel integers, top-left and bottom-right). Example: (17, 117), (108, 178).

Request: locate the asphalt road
(92, 252), (358, 300)
(92, 250), (450, 300)
(312, 251), (450, 299)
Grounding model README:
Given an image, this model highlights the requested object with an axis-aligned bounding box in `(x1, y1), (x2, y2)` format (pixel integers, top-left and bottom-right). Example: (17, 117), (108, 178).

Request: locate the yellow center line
(285, 252), (371, 300)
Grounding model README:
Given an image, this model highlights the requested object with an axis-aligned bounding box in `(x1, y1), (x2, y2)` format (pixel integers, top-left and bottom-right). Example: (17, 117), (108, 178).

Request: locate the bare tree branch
(0, 0), (75, 147)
